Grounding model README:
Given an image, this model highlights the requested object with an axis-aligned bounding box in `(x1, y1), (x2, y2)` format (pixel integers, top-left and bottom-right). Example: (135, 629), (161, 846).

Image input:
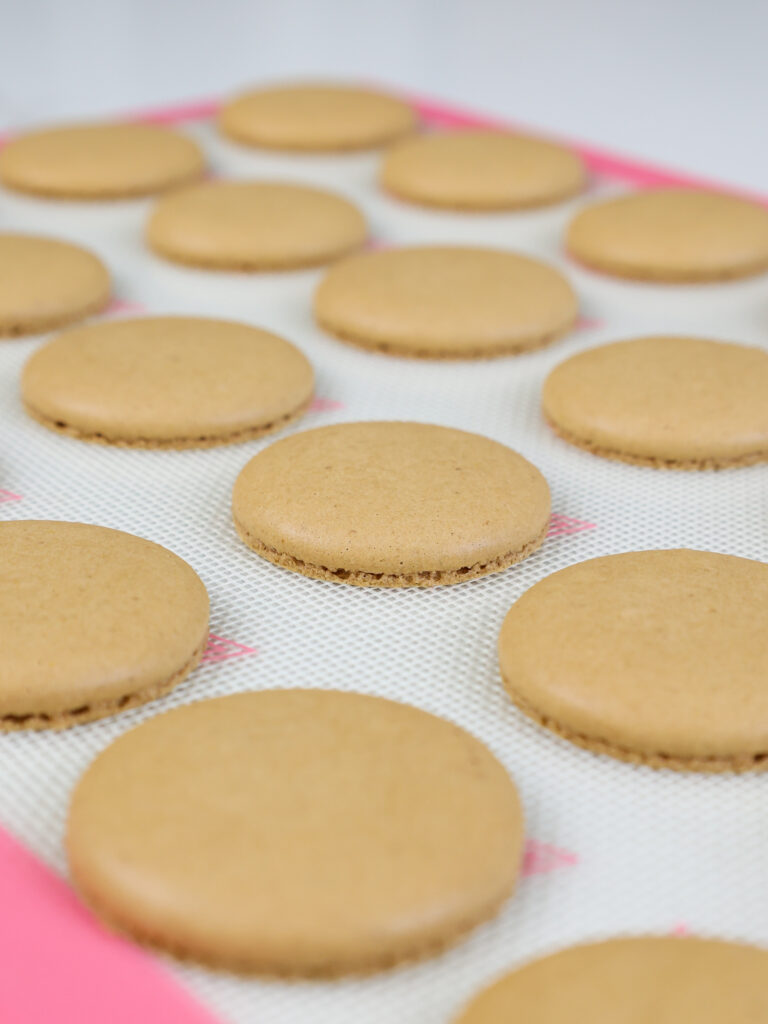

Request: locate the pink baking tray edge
(1, 87), (764, 1024)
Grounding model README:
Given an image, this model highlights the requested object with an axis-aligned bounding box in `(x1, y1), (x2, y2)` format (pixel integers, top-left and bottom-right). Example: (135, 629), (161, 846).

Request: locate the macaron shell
(314, 246), (578, 358)
(0, 521), (209, 727)
(22, 316), (315, 447)
(543, 335), (768, 468)
(0, 123), (205, 199)
(232, 421), (551, 584)
(380, 130), (587, 210)
(455, 937), (768, 1022)
(67, 690), (524, 975)
(218, 83), (417, 152)
(146, 180), (368, 270)
(566, 188), (768, 282)
(498, 549), (768, 770)
(0, 234), (111, 337)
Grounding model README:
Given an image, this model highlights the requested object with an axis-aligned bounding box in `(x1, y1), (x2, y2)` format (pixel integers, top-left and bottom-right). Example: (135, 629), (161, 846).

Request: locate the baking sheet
(1, 96), (767, 1024)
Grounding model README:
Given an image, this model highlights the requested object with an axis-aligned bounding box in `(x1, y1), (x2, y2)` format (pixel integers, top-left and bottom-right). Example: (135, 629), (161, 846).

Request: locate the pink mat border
(0, 828), (219, 1024)
(1, 86), (764, 1024)
(406, 94), (768, 203)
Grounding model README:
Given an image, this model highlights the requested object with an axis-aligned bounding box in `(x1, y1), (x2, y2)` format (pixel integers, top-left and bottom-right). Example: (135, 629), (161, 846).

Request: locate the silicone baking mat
(1, 89), (767, 1024)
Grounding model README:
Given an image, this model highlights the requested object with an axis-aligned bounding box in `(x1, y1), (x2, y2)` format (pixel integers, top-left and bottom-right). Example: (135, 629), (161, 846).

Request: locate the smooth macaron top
(314, 246), (578, 358)
(0, 233), (111, 337)
(499, 549), (768, 769)
(543, 335), (768, 467)
(455, 937), (768, 1023)
(0, 122), (205, 199)
(381, 130), (586, 210)
(0, 520), (209, 725)
(218, 82), (417, 151)
(147, 180), (368, 270)
(22, 316), (314, 447)
(232, 421), (551, 580)
(67, 689), (524, 975)
(566, 187), (768, 281)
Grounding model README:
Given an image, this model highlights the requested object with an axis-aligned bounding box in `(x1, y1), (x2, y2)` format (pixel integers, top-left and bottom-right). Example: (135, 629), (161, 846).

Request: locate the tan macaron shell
(67, 689), (524, 976)
(455, 937), (768, 1023)
(0, 521), (209, 729)
(218, 83), (417, 152)
(543, 335), (768, 468)
(566, 188), (768, 282)
(22, 316), (315, 448)
(381, 130), (586, 210)
(314, 246), (578, 359)
(0, 122), (205, 199)
(0, 233), (110, 337)
(232, 421), (551, 586)
(498, 549), (768, 771)
(147, 180), (368, 270)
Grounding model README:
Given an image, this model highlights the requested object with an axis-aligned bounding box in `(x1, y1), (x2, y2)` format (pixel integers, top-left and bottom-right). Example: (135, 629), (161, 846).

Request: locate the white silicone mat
(1, 97), (767, 1024)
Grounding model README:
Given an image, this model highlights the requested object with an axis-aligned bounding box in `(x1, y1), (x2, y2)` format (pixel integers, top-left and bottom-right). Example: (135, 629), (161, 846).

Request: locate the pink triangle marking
(576, 315), (604, 330)
(547, 513), (596, 538)
(106, 299), (147, 316)
(201, 633), (258, 664)
(522, 839), (579, 876)
(671, 923), (690, 936)
(0, 827), (220, 1024)
(310, 397), (345, 413)
(0, 489), (22, 503)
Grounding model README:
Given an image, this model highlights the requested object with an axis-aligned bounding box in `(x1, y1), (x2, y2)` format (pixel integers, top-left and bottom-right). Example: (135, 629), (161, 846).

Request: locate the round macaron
(498, 549), (768, 772)
(543, 335), (768, 469)
(0, 521), (209, 730)
(380, 130), (586, 210)
(0, 233), (110, 337)
(218, 82), (417, 152)
(314, 246), (578, 359)
(0, 122), (205, 199)
(67, 689), (524, 976)
(565, 188), (768, 282)
(455, 937), (768, 1022)
(232, 421), (551, 587)
(22, 316), (314, 448)
(146, 180), (368, 270)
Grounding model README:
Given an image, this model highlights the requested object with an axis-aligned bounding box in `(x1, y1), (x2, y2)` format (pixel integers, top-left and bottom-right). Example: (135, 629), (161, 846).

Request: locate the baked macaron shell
(0, 521), (209, 728)
(0, 122), (205, 199)
(232, 422), (551, 585)
(146, 180), (368, 270)
(218, 83), (417, 152)
(455, 937), (768, 1022)
(498, 549), (768, 770)
(22, 316), (315, 448)
(0, 233), (111, 337)
(314, 246), (578, 358)
(566, 188), (768, 282)
(380, 130), (587, 210)
(67, 690), (524, 975)
(543, 335), (768, 468)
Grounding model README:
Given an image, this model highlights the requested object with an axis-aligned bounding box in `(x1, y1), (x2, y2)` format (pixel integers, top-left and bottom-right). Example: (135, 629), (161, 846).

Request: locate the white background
(0, 0), (765, 190)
